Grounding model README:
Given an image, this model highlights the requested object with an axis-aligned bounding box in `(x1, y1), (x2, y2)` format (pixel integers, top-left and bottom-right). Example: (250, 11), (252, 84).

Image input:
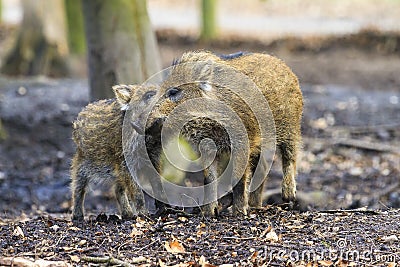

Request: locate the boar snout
(131, 116), (165, 136)
(146, 117), (165, 136)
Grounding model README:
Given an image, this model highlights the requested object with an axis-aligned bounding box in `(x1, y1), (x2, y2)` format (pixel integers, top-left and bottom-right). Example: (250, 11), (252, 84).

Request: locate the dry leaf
(265, 230), (279, 242)
(131, 256), (147, 264)
(197, 223), (206, 229)
(164, 238), (185, 254)
(69, 255), (80, 263)
(186, 236), (196, 242)
(67, 226), (80, 231)
(78, 239), (87, 246)
(260, 225), (272, 238)
(335, 259), (357, 267)
(12, 228), (24, 238)
(285, 224), (306, 230)
(318, 260), (333, 266)
(159, 259), (191, 267)
(50, 225), (60, 232)
(178, 217), (188, 222)
(129, 228), (143, 237)
(13, 226), (24, 238)
(382, 235), (398, 243)
(135, 221), (144, 228)
(197, 229), (206, 237)
(159, 259), (166, 267)
(199, 256), (217, 267)
(249, 251), (258, 262)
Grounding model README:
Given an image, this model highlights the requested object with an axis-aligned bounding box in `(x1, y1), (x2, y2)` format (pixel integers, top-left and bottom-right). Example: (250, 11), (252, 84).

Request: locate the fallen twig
(327, 124), (400, 136)
(303, 135), (400, 154)
(80, 256), (146, 266)
(319, 208), (381, 215)
(334, 138), (400, 154)
(222, 236), (256, 240)
(0, 257), (70, 267)
(374, 182), (400, 200)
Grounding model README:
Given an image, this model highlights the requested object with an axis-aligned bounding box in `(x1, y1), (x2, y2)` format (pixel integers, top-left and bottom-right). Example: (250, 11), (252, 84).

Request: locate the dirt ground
(0, 26), (400, 266)
(1, 209), (399, 266)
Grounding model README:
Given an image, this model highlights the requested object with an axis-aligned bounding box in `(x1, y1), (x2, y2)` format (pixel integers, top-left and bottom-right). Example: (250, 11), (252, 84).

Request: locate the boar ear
(113, 84), (133, 110)
(195, 60), (214, 82)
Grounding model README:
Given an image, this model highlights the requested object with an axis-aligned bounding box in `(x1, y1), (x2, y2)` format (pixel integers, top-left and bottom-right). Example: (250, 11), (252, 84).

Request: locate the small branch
(319, 208), (381, 215)
(222, 236), (256, 240)
(374, 182), (399, 200)
(81, 256), (146, 266)
(334, 138), (400, 154)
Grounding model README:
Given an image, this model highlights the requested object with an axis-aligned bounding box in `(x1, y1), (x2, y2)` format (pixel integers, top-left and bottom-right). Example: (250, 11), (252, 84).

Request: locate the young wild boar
(70, 84), (158, 221)
(135, 51), (303, 216)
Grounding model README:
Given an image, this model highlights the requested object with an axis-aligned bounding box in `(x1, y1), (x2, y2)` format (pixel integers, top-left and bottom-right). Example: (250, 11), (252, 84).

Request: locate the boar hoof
(232, 204), (249, 216)
(202, 202), (219, 217)
(282, 188), (296, 203)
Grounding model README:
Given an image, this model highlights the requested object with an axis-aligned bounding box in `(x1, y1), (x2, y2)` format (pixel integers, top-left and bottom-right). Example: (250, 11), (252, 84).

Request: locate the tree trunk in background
(200, 0), (218, 41)
(65, 0), (85, 55)
(82, 0), (161, 101)
(1, 0), (69, 76)
(132, 0), (161, 80)
(0, 119), (6, 141)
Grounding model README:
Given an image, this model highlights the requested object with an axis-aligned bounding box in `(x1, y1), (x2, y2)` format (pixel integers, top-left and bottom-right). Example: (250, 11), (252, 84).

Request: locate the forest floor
(0, 19), (400, 267)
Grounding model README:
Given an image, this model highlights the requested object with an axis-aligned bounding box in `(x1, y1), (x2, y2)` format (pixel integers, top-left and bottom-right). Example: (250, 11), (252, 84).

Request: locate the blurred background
(0, 0), (399, 217)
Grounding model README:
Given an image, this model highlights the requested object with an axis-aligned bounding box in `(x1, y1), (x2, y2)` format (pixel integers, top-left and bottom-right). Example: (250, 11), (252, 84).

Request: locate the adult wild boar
(134, 51), (303, 216)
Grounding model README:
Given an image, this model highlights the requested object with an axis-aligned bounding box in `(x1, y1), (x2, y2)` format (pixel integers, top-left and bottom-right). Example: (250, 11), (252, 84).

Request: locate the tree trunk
(200, 0), (218, 41)
(0, 0), (2, 23)
(82, 0), (161, 101)
(65, 0), (85, 55)
(0, 119), (6, 141)
(1, 0), (69, 76)
(132, 0), (161, 79)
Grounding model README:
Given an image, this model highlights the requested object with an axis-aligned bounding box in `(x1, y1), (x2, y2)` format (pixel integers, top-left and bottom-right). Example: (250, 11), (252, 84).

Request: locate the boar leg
(202, 161), (219, 216)
(71, 154), (89, 222)
(249, 180), (266, 208)
(280, 142), (297, 203)
(113, 167), (134, 219)
(232, 152), (263, 215)
(128, 182), (147, 216)
(125, 175), (148, 215)
(114, 180), (135, 219)
(115, 164), (147, 217)
(249, 154), (268, 207)
(232, 167), (251, 216)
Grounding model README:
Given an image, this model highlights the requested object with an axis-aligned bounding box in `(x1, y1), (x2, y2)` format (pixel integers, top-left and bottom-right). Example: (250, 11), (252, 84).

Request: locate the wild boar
(70, 84), (157, 221)
(134, 51), (303, 216)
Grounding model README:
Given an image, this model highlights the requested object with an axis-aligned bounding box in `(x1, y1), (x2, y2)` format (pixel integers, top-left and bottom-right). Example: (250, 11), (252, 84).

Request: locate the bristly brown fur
(143, 50), (303, 216)
(70, 84), (158, 222)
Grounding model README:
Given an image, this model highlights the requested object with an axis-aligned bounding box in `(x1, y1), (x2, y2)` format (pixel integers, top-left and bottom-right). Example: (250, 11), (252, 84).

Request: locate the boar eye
(166, 87), (182, 102)
(143, 91), (156, 102)
(199, 82), (212, 91)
